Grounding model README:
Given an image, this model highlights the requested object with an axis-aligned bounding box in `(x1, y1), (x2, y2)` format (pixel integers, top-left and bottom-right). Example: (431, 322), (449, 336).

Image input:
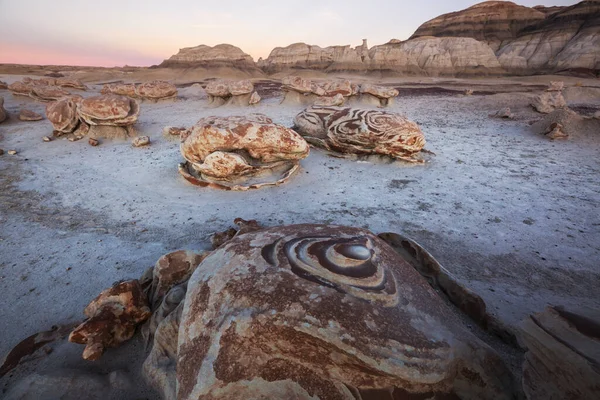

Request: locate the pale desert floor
(0, 73), (599, 398)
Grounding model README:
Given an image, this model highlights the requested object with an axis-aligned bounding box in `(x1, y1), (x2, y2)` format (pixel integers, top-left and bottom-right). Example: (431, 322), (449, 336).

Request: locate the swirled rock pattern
(294, 106), (426, 162)
(69, 280), (151, 360)
(178, 114), (309, 190)
(519, 305), (600, 400)
(171, 224), (515, 399)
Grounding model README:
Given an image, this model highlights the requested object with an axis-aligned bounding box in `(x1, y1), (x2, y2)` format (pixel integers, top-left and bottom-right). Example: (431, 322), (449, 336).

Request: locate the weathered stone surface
(0, 80), (8, 90)
(163, 126), (188, 137)
(228, 80), (253, 96)
(88, 138), (99, 146)
(321, 80), (354, 97)
(490, 107), (515, 119)
(314, 93), (345, 107)
(205, 80), (230, 97)
(45, 96), (81, 134)
(18, 109), (42, 121)
(259, 41), (369, 73)
(544, 122), (569, 140)
(179, 114), (309, 190)
(294, 106), (426, 162)
(29, 85), (71, 102)
(172, 224), (515, 399)
(100, 83), (137, 97)
(248, 91), (261, 105)
(360, 83), (399, 99)
(159, 44), (260, 73)
(0, 97), (7, 123)
(69, 280), (151, 360)
(8, 81), (33, 96)
(519, 305), (600, 400)
(135, 80), (178, 100)
(410, 1), (547, 51)
(531, 91), (567, 114)
(368, 37), (503, 76)
(55, 77), (87, 90)
(78, 95), (140, 126)
(132, 135), (150, 147)
(547, 81), (564, 92)
(281, 76), (322, 94)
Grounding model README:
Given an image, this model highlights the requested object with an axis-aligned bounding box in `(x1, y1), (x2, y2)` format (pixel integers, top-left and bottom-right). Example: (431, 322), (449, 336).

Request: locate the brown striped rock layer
(293, 106), (426, 162)
(175, 224), (515, 399)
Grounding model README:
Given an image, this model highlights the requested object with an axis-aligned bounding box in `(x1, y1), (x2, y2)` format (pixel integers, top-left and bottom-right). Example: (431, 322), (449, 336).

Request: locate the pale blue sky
(0, 0), (581, 66)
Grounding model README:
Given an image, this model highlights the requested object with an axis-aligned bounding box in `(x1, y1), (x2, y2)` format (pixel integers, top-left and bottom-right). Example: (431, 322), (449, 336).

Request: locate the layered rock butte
(158, 1), (599, 77)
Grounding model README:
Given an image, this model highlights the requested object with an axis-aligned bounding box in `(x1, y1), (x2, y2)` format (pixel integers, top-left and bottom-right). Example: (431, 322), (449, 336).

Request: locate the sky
(0, 0), (582, 67)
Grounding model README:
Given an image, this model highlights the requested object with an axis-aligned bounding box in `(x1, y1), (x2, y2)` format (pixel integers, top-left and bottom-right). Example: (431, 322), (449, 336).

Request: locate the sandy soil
(0, 73), (599, 397)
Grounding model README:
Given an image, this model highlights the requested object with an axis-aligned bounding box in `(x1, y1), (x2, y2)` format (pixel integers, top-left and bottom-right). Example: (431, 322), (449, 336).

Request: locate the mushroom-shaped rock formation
(141, 223), (515, 399)
(532, 91), (566, 114)
(204, 80), (257, 106)
(321, 79), (354, 97)
(178, 114), (309, 190)
(280, 76), (325, 105)
(358, 83), (400, 107)
(519, 305), (600, 400)
(29, 85), (71, 102)
(78, 94), (140, 138)
(100, 83), (137, 97)
(19, 109), (44, 121)
(294, 106), (427, 162)
(69, 280), (151, 360)
(45, 96), (82, 135)
(0, 97), (7, 123)
(55, 77), (87, 90)
(135, 80), (178, 100)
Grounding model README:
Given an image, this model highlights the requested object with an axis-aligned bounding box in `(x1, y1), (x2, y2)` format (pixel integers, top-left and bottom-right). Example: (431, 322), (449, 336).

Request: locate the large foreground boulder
(178, 114), (309, 190)
(142, 223), (515, 399)
(0, 97), (7, 123)
(294, 106), (427, 162)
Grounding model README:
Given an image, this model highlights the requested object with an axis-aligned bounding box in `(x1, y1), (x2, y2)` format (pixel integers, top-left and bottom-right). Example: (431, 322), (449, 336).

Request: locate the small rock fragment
(490, 107), (514, 119)
(249, 91), (261, 105)
(545, 122), (568, 140)
(42, 136), (52, 142)
(0, 149), (4, 156)
(465, 89), (474, 96)
(19, 109), (44, 121)
(163, 126), (187, 137)
(132, 136), (150, 147)
(69, 280), (151, 360)
(68, 136), (83, 142)
(8, 150), (17, 155)
(88, 138), (99, 146)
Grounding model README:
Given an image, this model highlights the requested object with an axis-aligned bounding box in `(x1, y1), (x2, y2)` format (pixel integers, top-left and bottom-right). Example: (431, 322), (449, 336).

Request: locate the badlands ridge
(156, 0), (600, 77)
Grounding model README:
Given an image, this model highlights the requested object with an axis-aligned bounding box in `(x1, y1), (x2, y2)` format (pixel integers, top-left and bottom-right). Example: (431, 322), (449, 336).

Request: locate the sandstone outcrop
(294, 106), (427, 162)
(411, 1), (600, 75)
(101, 83), (137, 97)
(159, 44), (261, 74)
(55, 77), (87, 90)
(178, 114), (309, 190)
(261, 37), (504, 76)
(531, 91), (567, 114)
(46, 96), (82, 135)
(410, 1), (547, 51)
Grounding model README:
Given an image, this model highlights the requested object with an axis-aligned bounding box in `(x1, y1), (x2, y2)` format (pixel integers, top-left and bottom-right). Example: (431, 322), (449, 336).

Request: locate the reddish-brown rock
(69, 280), (151, 360)
(135, 81), (178, 100)
(45, 96), (81, 134)
(19, 109), (44, 121)
(100, 83), (137, 97)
